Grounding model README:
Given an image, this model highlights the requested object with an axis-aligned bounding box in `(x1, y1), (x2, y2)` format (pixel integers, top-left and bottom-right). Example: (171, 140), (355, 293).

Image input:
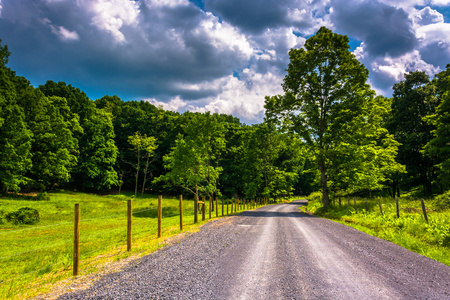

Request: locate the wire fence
(1, 195), (273, 297)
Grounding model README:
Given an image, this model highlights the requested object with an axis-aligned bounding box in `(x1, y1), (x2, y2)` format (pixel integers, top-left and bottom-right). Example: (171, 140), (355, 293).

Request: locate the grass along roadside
(0, 191), (252, 299)
(301, 193), (450, 267)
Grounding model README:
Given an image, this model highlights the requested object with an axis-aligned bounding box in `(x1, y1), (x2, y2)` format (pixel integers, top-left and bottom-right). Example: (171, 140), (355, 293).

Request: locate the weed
(306, 195), (450, 266)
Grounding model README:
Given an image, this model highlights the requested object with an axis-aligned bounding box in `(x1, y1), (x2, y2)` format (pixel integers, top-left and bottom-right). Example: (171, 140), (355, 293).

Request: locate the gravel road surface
(59, 200), (450, 299)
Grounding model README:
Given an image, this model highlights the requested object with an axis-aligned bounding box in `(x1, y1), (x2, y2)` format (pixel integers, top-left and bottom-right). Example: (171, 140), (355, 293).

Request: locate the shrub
(35, 192), (50, 201)
(0, 210), (5, 224)
(434, 191), (450, 210)
(5, 207), (40, 225)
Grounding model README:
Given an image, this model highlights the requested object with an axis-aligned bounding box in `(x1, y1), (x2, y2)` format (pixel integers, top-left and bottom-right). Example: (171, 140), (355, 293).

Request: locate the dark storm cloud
(204, 0), (289, 34)
(331, 0), (417, 58)
(420, 41), (450, 68)
(0, 0), (252, 100)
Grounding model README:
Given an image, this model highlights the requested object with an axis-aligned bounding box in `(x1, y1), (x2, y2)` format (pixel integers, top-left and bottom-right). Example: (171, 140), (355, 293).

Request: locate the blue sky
(1, 0), (449, 123)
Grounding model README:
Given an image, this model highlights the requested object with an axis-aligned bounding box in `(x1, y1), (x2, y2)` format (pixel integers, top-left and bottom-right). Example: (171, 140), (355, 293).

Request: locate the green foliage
(156, 112), (225, 197)
(387, 71), (438, 196)
(0, 40), (32, 193)
(0, 210), (6, 224)
(239, 124), (303, 199)
(36, 192), (50, 201)
(127, 131), (158, 196)
(424, 65), (450, 191)
(265, 27), (400, 206)
(433, 190), (450, 210)
(5, 207), (40, 225)
(305, 195), (450, 265)
(14, 76), (80, 190)
(39, 81), (118, 190)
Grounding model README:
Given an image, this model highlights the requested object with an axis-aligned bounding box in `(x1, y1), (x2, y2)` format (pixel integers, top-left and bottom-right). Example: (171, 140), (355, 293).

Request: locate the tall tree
(326, 95), (404, 196)
(13, 75), (80, 190)
(0, 40), (32, 192)
(155, 112), (226, 199)
(40, 81), (118, 190)
(265, 27), (374, 207)
(241, 124), (302, 199)
(387, 71), (439, 196)
(424, 65), (450, 191)
(127, 132), (157, 197)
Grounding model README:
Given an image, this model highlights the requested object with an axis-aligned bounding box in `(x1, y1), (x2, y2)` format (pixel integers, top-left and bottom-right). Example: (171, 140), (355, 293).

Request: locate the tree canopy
(265, 27), (402, 206)
(0, 34), (448, 201)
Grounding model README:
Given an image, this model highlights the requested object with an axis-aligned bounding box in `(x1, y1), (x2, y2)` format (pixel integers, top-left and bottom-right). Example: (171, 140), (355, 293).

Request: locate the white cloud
(193, 12), (254, 60)
(43, 18), (79, 41)
(371, 50), (440, 82)
(431, 0), (450, 6)
(414, 6), (444, 26)
(417, 22), (450, 44)
(148, 67), (284, 123)
(54, 26), (79, 41)
(2, 0), (450, 123)
(353, 42), (366, 60)
(144, 0), (189, 8)
(87, 0), (140, 44)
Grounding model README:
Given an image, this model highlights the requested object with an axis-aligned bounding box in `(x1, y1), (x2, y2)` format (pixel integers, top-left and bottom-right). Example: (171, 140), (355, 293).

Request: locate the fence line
(0, 207), (160, 236)
(2, 195), (271, 287)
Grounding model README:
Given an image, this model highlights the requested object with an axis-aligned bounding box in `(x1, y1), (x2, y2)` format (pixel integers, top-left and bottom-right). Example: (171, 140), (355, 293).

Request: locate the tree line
(1, 27), (449, 204)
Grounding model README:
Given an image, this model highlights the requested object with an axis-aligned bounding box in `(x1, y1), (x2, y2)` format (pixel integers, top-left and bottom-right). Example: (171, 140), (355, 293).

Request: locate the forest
(1, 27), (449, 205)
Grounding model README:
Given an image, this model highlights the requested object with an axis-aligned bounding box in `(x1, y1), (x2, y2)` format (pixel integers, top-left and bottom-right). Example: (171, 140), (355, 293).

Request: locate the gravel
(58, 200), (450, 299)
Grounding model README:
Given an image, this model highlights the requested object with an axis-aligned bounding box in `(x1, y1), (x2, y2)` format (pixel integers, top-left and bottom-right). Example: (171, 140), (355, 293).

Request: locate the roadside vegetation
(303, 191), (450, 267)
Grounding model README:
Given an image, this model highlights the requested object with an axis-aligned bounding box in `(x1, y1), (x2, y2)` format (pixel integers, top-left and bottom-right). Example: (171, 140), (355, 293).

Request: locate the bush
(307, 191), (323, 201)
(5, 207), (40, 225)
(434, 191), (450, 210)
(35, 192), (50, 201)
(0, 210), (5, 224)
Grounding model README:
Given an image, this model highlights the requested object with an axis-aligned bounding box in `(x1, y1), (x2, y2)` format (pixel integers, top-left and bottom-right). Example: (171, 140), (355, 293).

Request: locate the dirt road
(59, 200), (450, 299)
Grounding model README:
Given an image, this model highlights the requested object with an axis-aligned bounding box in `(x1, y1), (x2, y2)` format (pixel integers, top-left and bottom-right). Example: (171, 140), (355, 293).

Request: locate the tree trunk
(135, 148), (140, 197)
(392, 180), (397, 199)
(319, 160), (330, 208)
(141, 153), (150, 197)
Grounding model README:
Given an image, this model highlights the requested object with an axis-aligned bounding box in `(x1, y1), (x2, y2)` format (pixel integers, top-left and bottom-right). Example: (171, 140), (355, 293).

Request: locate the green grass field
(303, 193), (450, 267)
(0, 191), (248, 299)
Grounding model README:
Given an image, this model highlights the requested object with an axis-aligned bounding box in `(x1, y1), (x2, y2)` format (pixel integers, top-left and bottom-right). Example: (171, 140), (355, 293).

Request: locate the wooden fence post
(353, 197), (357, 213)
(227, 199), (229, 215)
(73, 203), (80, 276)
(158, 195), (162, 238)
(209, 196), (212, 219)
(396, 197), (400, 218)
(421, 198), (428, 224)
(179, 195), (183, 231)
(216, 197), (218, 218)
(202, 196), (206, 221)
(378, 197), (383, 216)
(127, 200), (132, 251)
(194, 195), (198, 224)
(339, 196), (341, 207)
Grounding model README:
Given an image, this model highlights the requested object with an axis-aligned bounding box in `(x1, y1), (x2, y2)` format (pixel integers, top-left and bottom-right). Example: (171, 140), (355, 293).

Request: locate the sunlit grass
(303, 194), (450, 266)
(0, 191), (249, 299)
